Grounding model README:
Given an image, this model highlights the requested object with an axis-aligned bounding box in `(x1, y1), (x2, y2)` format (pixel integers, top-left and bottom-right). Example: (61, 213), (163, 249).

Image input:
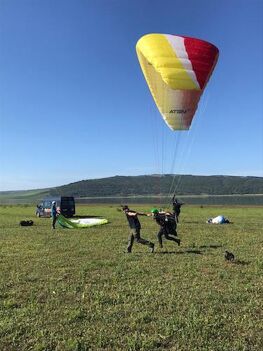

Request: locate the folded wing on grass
(57, 214), (108, 229)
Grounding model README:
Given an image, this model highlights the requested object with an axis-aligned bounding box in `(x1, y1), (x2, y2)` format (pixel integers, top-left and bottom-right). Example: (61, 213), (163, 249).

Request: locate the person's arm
(136, 212), (148, 216)
(126, 211), (137, 216)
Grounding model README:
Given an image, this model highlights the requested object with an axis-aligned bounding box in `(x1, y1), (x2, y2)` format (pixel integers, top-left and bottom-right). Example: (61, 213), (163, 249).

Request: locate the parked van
(36, 196), (75, 218)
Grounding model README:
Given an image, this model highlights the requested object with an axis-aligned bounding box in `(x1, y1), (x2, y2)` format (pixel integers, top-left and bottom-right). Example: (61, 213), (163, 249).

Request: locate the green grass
(0, 205), (262, 351)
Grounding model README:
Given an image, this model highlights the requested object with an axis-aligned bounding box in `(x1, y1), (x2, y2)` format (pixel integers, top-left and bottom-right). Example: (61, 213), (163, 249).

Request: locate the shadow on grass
(231, 260), (250, 266)
(199, 244), (222, 249)
(182, 221), (205, 224)
(156, 249), (203, 255)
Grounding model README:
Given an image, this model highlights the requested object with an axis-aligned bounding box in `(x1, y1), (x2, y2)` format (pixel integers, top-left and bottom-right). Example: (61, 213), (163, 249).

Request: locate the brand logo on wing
(169, 109), (189, 114)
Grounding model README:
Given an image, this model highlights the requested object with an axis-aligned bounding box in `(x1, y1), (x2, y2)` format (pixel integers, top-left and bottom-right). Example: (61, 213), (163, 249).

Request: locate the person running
(151, 208), (180, 249)
(51, 201), (59, 229)
(172, 196), (184, 223)
(122, 205), (154, 253)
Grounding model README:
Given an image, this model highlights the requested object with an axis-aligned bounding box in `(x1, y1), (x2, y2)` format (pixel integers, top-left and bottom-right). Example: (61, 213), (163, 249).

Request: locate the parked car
(36, 196), (75, 218)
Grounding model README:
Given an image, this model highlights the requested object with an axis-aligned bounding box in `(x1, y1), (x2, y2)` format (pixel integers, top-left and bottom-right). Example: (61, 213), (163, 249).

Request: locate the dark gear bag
(165, 215), (177, 233)
(20, 220), (34, 226)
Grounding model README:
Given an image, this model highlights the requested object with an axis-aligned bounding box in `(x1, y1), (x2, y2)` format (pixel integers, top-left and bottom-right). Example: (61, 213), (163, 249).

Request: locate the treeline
(49, 175), (263, 197)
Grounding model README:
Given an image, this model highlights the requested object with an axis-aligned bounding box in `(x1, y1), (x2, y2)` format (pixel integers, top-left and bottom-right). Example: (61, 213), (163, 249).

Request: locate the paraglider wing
(136, 34), (219, 130)
(57, 214), (108, 229)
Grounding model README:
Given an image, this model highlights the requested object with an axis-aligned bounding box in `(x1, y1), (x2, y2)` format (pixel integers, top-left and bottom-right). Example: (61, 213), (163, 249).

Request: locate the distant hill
(0, 189), (50, 205)
(49, 174), (263, 197)
(1, 175), (262, 205)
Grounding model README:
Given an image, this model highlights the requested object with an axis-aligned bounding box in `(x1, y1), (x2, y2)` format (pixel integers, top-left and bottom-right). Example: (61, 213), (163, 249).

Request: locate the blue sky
(0, 0), (262, 190)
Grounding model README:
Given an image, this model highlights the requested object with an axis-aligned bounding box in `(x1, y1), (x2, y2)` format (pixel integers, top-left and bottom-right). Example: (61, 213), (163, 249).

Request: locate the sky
(0, 0), (262, 191)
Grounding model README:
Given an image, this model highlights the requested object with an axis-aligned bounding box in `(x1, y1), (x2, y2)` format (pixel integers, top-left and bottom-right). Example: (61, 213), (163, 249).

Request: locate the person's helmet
(151, 208), (159, 214)
(52, 201), (56, 204)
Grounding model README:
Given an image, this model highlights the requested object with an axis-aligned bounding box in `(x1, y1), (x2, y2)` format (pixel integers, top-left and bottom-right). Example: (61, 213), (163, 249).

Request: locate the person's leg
(52, 216), (56, 229)
(164, 230), (180, 245)
(127, 230), (135, 252)
(173, 212), (178, 223)
(135, 229), (152, 246)
(169, 227), (178, 237)
(157, 228), (164, 248)
(135, 229), (154, 251)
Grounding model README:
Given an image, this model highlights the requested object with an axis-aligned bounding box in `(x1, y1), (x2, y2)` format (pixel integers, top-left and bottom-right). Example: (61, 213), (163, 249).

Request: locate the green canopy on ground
(57, 214), (108, 229)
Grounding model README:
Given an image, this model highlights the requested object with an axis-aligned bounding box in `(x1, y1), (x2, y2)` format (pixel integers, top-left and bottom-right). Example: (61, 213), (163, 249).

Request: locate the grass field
(0, 204), (262, 351)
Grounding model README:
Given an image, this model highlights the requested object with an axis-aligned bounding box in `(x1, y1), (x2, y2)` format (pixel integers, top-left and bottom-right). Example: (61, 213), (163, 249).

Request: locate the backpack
(20, 220), (34, 226)
(165, 215), (177, 232)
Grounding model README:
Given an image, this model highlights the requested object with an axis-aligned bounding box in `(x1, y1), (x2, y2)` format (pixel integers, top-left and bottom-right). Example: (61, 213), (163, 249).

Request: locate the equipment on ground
(57, 214), (108, 229)
(207, 215), (230, 224)
(225, 251), (235, 262)
(20, 220), (34, 226)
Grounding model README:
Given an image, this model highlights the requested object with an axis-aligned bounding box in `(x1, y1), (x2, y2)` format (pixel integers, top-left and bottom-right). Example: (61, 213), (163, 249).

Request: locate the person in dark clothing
(122, 205), (154, 253)
(51, 201), (59, 229)
(172, 196), (184, 223)
(151, 208), (180, 248)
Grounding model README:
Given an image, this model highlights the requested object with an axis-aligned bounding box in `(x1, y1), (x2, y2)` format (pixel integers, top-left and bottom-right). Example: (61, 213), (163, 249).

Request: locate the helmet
(52, 201), (56, 204)
(151, 208), (159, 214)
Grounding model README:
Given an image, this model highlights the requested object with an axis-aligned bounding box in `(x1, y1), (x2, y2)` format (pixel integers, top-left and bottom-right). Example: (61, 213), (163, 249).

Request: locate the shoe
(176, 239), (181, 246)
(149, 244), (155, 253)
